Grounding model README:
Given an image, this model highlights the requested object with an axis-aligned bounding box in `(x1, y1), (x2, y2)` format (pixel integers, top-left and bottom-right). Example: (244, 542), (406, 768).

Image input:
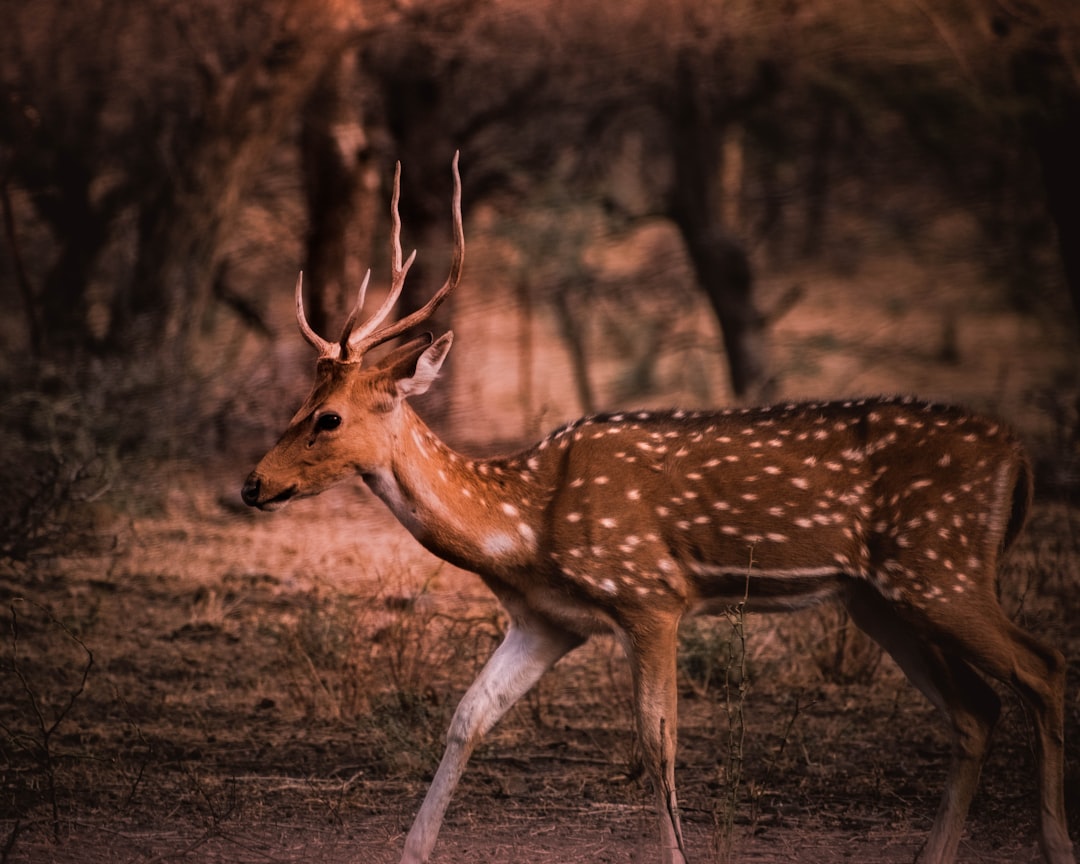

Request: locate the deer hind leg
(623, 618), (687, 864)
(844, 582), (1002, 864)
(930, 601), (1072, 864)
(401, 615), (583, 864)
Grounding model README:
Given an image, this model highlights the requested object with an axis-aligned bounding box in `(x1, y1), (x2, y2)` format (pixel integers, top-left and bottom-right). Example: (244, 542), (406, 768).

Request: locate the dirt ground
(2, 466), (1079, 863)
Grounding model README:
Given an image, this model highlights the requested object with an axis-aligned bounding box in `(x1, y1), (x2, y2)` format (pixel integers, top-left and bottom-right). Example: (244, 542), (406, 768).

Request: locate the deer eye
(315, 412), (342, 432)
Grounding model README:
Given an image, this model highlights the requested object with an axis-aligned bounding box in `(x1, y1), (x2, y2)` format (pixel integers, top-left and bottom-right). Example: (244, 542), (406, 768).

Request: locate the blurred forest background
(3, 2), (1080, 860)
(2, 0), (1079, 564)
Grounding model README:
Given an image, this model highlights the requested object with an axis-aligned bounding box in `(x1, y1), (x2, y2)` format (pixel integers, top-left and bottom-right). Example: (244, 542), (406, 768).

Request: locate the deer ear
(392, 331), (454, 398)
(376, 333), (435, 370)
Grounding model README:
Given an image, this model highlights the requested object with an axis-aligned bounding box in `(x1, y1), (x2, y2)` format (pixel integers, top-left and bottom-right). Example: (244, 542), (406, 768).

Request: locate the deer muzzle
(241, 473), (296, 510)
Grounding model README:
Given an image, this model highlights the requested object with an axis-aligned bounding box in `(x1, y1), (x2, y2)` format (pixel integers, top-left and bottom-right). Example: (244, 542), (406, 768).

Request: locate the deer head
(241, 154), (464, 511)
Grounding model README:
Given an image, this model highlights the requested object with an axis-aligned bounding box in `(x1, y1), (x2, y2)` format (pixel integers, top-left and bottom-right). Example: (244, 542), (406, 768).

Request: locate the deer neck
(363, 406), (541, 572)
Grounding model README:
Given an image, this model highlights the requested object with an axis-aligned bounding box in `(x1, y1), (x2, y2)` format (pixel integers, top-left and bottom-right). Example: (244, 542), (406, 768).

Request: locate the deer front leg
(624, 619), (687, 864)
(401, 615), (583, 864)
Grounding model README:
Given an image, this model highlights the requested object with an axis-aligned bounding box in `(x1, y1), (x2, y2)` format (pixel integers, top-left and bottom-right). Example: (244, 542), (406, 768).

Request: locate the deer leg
(624, 621), (687, 864)
(927, 603), (1072, 864)
(401, 616), (583, 864)
(845, 584), (1002, 864)
(1003, 625), (1073, 864)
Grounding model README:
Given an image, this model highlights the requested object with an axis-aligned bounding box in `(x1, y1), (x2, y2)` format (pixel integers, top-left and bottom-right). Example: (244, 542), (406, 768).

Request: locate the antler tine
(337, 268), (372, 360)
(349, 151), (464, 358)
(295, 271), (335, 356)
(345, 161), (417, 353)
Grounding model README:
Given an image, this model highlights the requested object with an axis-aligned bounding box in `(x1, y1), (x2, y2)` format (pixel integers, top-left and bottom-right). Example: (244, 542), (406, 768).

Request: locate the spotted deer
(241, 154), (1073, 864)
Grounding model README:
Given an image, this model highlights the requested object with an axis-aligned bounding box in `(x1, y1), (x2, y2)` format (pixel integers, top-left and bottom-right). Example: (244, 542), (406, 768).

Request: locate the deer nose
(241, 474), (262, 507)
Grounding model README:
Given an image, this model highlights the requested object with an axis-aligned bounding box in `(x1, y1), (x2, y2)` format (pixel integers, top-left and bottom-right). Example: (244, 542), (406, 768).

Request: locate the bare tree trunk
(802, 98), (838, 258)
(551, 284), (595, 415)
(1015, 63), (1080, 335)
(672, 217), (767, 402)
(40, 211), (110, 351)
(300, 48), (379, 337)
(666, 57), (769, 401)
(1, 171), (42, 356)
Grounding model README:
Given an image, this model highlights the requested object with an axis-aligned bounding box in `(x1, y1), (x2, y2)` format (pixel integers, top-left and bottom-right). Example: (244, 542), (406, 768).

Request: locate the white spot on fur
(484, 532), (518, 557)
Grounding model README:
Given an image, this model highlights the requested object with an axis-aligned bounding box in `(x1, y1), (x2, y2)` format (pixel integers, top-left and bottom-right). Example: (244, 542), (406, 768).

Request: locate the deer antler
(346, 150), (464, 359)
(293, 153), (464, 363)
(338, 161), (417, 359)
(336, 268), (372, 358)
(295, 271), (332, 355)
